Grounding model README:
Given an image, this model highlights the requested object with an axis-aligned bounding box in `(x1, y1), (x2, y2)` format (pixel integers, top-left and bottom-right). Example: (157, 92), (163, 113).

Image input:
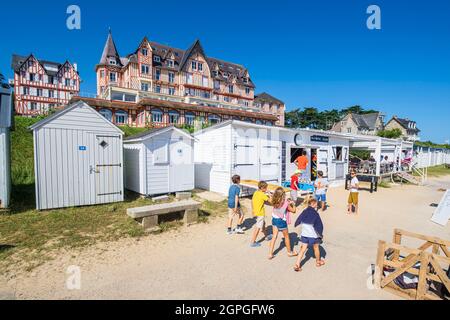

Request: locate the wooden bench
(127, 199), (201, 231)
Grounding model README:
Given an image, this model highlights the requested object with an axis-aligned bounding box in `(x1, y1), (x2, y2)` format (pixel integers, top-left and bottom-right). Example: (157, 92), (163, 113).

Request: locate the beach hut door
(92, 134), (123, 202)
(233, 135), (258, 180)
(259, 140), (280, 184)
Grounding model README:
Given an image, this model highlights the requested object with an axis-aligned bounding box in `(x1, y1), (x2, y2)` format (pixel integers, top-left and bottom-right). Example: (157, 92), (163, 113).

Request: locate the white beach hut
(30, 101), (124, 210)
(194, 120), (284, 195)
(194, 120), (351, 195)
(0, 86), (12, 208)
(123, 126), (195, 196)
(279, 128), (352, 184)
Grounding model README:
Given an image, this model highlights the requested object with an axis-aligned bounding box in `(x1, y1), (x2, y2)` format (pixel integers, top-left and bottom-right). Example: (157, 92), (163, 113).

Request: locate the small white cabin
(0, 86), (12, 208)
(194, 120), (285, 195)
(280, 129), (351, 185)
(30, 101), (124, 210)
(194, 120), (352, 196)
(123, 126), (195, 196)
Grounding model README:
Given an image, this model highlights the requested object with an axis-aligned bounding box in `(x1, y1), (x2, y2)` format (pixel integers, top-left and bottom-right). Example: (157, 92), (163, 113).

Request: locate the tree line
(285, 105), (378, 130)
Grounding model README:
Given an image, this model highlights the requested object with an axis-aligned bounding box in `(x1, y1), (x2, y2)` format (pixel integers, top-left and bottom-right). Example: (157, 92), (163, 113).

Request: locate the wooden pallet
(376, 229), (450, 300)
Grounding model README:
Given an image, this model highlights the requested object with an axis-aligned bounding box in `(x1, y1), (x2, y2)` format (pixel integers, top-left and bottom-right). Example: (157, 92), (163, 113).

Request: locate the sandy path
(3, 177), (450, 300)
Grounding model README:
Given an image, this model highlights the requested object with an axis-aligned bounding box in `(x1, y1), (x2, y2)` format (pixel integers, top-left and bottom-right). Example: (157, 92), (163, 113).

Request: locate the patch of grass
(198, 199), (228, 223)
(121, 126), (149, 138)
(414, 165), (450, 177)
(10, 117), (38, 186)
(0, 192), (155, 273)
(378, 181), (391, 188)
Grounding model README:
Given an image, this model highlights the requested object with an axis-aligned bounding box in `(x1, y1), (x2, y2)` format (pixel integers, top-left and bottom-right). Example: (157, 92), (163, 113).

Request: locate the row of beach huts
(1, 100), (449, 210)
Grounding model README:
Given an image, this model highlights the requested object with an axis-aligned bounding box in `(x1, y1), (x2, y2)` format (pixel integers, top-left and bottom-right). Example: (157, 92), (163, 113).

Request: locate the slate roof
(99, 31), (123, 67)
(254, 92), (284, 105)
(98, 32), (255, 88)
(11, 54), (78, 77)
(351, 113), (381, 130)
(390, 116), (420, 133)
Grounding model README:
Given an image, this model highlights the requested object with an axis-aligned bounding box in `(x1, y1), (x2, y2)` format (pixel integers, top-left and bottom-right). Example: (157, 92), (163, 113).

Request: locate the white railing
(410, 162), (427, 184)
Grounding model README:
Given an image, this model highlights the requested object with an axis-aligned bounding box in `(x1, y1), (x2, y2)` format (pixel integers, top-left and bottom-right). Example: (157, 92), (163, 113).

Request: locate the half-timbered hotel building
(91, 31), (285, 127)
(11, 54), (80, 115)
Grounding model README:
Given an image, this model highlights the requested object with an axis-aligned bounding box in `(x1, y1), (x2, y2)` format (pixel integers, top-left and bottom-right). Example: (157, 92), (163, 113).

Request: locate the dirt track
(2, 177), (450, 300)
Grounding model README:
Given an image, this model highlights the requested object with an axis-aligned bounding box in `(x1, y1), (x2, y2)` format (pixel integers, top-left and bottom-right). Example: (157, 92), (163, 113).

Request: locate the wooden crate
(376, 229), (450, 300)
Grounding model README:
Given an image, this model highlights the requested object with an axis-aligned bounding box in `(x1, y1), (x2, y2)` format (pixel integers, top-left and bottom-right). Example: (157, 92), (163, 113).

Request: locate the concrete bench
(127, 199), (201, 231)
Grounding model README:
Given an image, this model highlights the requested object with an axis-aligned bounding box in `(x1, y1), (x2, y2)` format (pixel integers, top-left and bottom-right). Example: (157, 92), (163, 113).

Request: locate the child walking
(314, 171), (329, 211)
(293, 198), (325, 272)
(268, 187), (298, 259)
(250, 181), (273, 247)
(227, 175), (244, 234)
(347, 171), (359, 215)
(290, 170), (301, 205)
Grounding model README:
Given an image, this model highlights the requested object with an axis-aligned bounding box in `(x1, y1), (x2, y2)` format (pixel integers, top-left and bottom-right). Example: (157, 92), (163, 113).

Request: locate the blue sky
(1, 0), (449, 142)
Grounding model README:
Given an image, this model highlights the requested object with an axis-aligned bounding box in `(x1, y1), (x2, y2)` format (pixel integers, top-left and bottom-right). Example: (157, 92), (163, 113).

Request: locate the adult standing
(294, 150), (309, 180)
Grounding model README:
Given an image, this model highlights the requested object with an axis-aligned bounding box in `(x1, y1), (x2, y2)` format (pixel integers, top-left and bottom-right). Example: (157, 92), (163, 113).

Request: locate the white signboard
(431, 190), (450, 226)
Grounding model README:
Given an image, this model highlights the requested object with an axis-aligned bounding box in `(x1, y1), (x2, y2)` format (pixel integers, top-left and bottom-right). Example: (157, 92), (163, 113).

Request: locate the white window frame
(99, 109), (113, 122)
(153, 56), (161, 62)
(168, 72), (175, 83)
(141, 64), (150, 74)
(114, 111), (128, 125)
(151, 109), (163, 123)
(168, 110), (179, 124)
(185, 112), (195, 125)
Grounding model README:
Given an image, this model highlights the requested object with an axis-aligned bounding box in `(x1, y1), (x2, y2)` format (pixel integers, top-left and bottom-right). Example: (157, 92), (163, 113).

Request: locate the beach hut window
(99, 140), (109, 148)
(99, 109), (113, 122)
(332, 146), (343, 161)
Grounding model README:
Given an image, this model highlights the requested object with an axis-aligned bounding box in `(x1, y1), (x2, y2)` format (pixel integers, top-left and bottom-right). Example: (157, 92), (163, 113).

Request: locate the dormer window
(167, 60), (174, 68)
(223, 73), (228, 78)
(109, 59), (117, 65)
(191, 61), (197, 70)
(153, 56), (161, 63)
(243, 78), (248, 83)
(141, 48), (148, 56)
(198, 62), (203, 72)
(212, 71), (218, 77)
